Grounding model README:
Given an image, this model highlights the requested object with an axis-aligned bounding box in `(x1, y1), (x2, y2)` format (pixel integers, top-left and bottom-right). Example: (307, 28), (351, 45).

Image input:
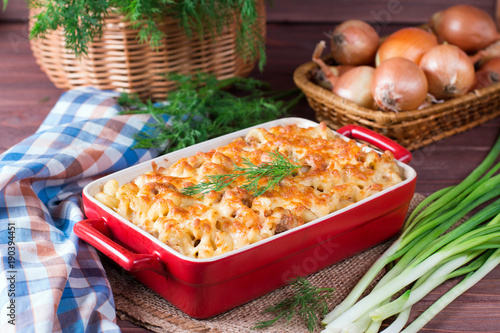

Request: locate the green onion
(370, 290), (410, 322)
(399, 249), (500, 333)
(369, 251), (485, 322)
(321, 134), (500, 332)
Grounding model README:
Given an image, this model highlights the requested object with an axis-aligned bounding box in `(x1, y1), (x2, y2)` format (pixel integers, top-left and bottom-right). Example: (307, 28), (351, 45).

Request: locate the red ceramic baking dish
(75, 117), (417, 319)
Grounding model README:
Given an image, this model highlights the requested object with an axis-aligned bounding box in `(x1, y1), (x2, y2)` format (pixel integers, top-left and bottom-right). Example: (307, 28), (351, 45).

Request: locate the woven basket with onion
(29, 0), (266, 101)
(294, 4), (500, 151)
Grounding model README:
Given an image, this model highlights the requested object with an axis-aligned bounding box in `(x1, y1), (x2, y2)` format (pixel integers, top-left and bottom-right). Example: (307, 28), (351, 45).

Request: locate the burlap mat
(103, 193), (426, 333)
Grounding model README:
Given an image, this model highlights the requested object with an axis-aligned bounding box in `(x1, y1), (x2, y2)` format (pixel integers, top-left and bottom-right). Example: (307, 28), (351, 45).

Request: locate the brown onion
(333, 66), (376, 109)
(480, 57), (500, 74)
(419, 44), (475, 100)
(313, 64), (354, 91)
(375, 27), (438, 66)
(474, 69), (499, 90)
(330, 65), (355, 77)
(475, 41), (500, 67)
(429, 5), (500, 53)
(329, 20), (379, 66)
(372, 57), (428, 112)
(474, 57), (500, 89)
(311, 41), (375, 108)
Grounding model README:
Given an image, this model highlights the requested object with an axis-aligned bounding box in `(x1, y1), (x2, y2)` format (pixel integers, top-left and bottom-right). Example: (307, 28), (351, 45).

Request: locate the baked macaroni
(95, 123), (404, 259)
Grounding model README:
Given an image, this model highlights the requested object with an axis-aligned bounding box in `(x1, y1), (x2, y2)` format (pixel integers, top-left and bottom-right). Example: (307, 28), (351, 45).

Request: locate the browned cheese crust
(95, 123), (404, 258)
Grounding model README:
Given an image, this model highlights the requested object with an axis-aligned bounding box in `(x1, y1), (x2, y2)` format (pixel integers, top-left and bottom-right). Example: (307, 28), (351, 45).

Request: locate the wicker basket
(29, 1), (265, 101)
(294, 60), (500, 151)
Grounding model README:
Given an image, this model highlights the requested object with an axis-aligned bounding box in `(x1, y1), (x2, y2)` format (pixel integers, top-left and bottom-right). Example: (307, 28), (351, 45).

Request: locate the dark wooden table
(2, 15), (500, 333)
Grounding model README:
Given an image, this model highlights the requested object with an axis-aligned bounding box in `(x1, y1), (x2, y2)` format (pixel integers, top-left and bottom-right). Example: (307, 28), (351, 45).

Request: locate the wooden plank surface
(265, 0), (496, 24)
(2, 0), (498, 24)
(0, 0), (29, 22)
(1, 3), (500, 332)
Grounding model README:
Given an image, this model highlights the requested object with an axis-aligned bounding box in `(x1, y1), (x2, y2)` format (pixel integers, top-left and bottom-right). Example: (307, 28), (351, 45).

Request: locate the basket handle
(74, 218), (168, 275)
(336, 125), (412, 163)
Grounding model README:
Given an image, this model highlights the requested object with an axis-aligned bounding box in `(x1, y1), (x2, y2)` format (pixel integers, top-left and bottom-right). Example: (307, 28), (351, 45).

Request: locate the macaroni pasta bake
(95, 123), (405, 258)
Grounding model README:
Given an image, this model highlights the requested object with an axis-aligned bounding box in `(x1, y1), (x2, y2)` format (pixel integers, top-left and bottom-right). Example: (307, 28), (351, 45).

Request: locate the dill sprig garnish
(181, 150), (302, 197)
(253, 277), (335, 332)
(118, 73), (303, 154)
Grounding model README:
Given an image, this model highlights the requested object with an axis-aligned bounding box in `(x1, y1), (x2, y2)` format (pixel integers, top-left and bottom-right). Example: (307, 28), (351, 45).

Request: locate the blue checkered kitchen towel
(0, 88), (164, 332)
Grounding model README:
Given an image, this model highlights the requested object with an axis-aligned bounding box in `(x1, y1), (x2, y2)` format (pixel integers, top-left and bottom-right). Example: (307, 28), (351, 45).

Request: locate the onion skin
(312, 40), (339, 89)
(333, 66), (376, 109)
(330, 20), (379, 66)
(420, 44), (475, 100)
(429, 5), (500, 53)
(375, 27), (438, 66)
(372, 57), (428, 112)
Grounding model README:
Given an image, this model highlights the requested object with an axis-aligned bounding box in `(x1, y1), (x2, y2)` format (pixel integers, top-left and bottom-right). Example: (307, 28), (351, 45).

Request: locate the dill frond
(181, 150), (301, 197)
(253, 277), (335, 332)
(118, 73), (303, 155)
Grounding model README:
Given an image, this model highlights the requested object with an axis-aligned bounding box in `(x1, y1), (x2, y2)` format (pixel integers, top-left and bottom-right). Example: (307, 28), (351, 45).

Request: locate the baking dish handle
(336, 125), (412, 163)
(74, 218), (168, 275)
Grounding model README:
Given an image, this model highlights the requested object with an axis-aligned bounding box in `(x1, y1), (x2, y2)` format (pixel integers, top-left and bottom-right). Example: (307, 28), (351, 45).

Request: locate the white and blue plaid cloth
(0, 88), (164, 332)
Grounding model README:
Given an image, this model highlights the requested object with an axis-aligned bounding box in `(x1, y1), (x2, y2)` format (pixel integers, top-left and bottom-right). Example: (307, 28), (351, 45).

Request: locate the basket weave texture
(29, 1), (265, 101)
(294, 60), (500, 151)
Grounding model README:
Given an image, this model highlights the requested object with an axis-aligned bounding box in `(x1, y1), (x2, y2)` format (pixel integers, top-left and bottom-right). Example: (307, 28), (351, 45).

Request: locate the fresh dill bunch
(119, 72), (303, 154)
(253, 277), (335, 332)
(181, 150), (302, 197)
(28, 0), (266, 69)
